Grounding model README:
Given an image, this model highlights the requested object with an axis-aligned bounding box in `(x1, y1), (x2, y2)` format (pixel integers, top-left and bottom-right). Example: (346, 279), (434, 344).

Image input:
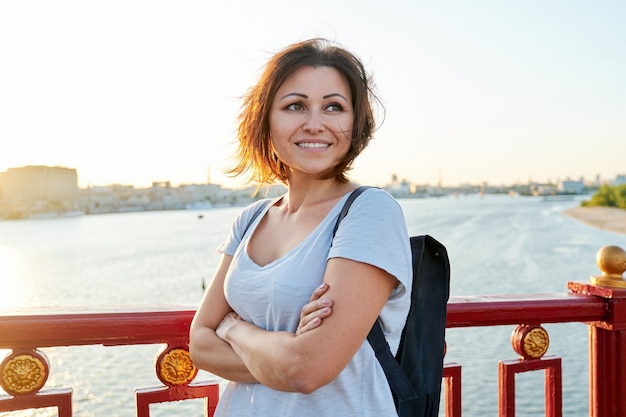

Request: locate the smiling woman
(188, 39), (413, 417)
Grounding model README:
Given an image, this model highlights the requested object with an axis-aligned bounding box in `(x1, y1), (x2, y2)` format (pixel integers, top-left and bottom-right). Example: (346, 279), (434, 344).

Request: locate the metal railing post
(568, 245), (626, 417)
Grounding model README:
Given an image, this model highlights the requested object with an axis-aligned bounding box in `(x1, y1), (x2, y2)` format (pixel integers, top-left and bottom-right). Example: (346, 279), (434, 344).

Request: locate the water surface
(1, 194), (624, 416)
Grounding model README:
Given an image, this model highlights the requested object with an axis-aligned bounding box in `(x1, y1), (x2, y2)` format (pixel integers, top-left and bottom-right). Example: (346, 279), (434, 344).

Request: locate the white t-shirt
(215, 187), (412, 417)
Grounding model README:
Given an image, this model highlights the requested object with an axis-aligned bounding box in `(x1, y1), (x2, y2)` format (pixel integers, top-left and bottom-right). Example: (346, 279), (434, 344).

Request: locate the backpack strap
(332, 186), (371, 236)
(332, 186), (418, 405)
(368, 321), (418, 404)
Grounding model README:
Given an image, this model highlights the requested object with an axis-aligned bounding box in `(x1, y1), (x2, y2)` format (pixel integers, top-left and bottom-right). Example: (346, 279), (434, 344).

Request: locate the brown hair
(227, 38), (382, 185)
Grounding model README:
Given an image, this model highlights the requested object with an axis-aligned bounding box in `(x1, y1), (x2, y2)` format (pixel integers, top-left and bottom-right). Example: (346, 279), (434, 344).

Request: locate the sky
(1, 0), (625, 189)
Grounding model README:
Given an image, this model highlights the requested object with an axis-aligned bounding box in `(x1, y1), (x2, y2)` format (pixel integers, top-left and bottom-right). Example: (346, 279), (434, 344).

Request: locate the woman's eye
(326, 103), (343, 112)
(286, 103), (304, 111)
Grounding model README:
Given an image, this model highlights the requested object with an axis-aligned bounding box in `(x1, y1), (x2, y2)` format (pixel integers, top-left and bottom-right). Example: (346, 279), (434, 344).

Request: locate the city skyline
(1, 1), (625, 189)
(0, 164), (626, 189)
(2, 163), (619, 192)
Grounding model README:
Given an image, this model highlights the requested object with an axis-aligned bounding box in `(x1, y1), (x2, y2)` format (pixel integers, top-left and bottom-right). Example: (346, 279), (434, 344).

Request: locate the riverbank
(563, 206), (626, 235)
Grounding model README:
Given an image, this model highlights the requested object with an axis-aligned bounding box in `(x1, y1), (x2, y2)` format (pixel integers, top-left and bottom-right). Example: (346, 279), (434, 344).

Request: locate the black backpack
(334, 186), (450, 417)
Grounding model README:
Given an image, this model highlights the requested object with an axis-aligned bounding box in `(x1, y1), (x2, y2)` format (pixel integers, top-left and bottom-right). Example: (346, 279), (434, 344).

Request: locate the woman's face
(269, 66), (353, 180)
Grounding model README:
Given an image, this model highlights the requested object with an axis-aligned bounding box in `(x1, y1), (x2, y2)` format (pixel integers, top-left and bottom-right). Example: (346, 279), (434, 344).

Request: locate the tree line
(582, 184), (626, 209)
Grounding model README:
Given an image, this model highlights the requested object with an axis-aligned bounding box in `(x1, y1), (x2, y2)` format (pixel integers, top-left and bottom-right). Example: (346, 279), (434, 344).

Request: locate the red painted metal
(0, 306), (203, 416)
(498, 356), (562, 417)
(443, 363), (462, 417)
(0, 306), (196, 348)
(135, 381), (219, 417)
(0, 294), (608, 349)
(588, 327), (626, 417)
(568, 283), (626, 417)
(0, 290), (614, 415)
(0, 387), (72, 416)
(446, 293), (607, 328)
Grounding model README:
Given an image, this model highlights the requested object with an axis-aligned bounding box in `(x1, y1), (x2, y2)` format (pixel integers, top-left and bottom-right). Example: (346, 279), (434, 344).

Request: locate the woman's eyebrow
(323, 93), (348, 101)
(279, 93), (307, 100)
(278, 93), (348, 101)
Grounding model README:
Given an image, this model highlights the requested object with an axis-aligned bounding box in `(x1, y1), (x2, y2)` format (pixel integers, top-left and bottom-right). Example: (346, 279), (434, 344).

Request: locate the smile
(297, 142), (329, 148)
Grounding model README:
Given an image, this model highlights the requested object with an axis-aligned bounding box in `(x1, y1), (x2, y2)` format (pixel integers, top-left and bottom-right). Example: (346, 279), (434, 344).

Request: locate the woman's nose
(302, 111), (325, 134)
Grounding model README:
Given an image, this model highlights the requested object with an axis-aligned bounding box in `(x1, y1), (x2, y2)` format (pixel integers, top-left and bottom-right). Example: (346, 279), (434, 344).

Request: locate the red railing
(1, 246), (625, 417)
(0, 306), (220, 417)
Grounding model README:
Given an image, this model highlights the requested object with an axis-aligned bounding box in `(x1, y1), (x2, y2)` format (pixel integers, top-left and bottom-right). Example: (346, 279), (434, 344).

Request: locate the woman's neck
(282, 179), (355, 213)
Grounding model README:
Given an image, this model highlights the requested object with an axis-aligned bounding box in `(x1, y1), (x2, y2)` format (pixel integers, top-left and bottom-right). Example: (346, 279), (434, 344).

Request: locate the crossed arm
(189, 253), (396, 393)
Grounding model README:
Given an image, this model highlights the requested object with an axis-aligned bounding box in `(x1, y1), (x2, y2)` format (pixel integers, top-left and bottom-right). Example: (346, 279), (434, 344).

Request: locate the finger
(296, 316), (321, 335)
(300, 296), (333, 317)
(308, 282), (330, 303)
(296, 305), (332, 335)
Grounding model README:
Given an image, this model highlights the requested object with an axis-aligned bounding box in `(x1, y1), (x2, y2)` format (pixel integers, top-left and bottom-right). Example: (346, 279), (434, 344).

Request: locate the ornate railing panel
(0, 294), (605, 417)
(1, 244), (624, 416)
(0, 307), (219, 416)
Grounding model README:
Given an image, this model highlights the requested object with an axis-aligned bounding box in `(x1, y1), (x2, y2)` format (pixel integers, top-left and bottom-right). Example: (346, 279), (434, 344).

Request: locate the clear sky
(1, 1), (625, 189)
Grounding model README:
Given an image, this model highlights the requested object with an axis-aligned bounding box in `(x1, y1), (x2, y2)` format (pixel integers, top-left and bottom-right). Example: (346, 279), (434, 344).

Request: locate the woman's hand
(216, 283), (334, 339)
(216, 311), (242, 342)
(296, 283), (333, 335)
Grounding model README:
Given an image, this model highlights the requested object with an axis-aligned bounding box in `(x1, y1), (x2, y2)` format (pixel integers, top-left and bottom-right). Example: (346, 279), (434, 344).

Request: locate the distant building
(386, 174), (413, 198)
(0, 166), (80, 218)
(1, 165), (79, 201)
(558, 179), (585, 194)
(614, 174), (626, 186)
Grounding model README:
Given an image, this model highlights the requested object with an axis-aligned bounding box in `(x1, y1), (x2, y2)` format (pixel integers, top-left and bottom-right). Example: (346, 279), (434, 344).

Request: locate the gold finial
(590, 245), (626, 288)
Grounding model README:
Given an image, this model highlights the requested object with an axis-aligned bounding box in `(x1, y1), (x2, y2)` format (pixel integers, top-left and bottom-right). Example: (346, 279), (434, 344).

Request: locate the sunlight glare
(0, 249), (23, 309)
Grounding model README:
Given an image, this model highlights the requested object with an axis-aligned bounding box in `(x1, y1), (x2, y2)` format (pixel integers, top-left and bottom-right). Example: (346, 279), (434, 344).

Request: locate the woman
(189, 38), (412, 416)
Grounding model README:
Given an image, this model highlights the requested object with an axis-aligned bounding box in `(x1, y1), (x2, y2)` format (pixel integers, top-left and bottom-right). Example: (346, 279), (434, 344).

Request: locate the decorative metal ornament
(511, 324), (550, 360)
(155, 346), (198, 386)
(0, 350), (50, 396)
(591, 245), (626, 288)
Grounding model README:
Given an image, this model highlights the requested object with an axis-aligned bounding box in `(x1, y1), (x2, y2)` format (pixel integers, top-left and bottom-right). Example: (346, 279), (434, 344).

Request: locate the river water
(1, 193), (625, 416)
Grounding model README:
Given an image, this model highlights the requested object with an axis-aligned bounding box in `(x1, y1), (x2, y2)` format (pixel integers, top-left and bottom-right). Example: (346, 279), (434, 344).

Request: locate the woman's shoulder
(219, 197), (279, 254)
(353, 186), (403, 212)
(235, 197), (277, 228)
(241, 197), (275, 215)
(335, 186), (407, 232)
